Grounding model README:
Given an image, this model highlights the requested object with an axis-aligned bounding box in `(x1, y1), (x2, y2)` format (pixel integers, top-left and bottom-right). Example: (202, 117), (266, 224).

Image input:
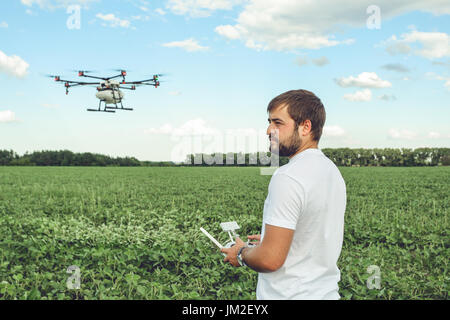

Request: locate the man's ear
(298, 120), (312, 136)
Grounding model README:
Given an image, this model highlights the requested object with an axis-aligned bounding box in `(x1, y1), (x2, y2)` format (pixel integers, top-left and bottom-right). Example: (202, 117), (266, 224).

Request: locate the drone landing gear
(87, 100), (115, 113)
(105, 100), (134, 111)
(87, 108), (115, 113)
(105, 106), (134, 111)
(86, 100), (134, 113)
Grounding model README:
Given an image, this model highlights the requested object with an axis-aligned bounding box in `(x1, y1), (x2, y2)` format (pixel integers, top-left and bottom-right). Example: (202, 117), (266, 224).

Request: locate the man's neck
(288, 141), (318, 159)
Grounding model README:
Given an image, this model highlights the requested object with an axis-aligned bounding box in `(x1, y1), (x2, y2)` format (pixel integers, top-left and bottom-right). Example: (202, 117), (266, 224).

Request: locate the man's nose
(267, 123), (275, 136)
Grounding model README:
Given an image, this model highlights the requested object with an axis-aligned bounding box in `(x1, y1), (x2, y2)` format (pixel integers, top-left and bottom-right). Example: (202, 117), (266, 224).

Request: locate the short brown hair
(267, 89), (326, 142)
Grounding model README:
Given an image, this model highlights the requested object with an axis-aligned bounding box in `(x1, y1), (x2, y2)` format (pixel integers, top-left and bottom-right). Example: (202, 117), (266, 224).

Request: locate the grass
(0, 166), (448, 299)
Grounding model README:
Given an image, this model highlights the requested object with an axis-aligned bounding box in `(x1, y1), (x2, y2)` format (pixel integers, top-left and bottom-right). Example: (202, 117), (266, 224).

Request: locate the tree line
(0, 150), (172, 167)
(184, 148), (450, 167)
(0, 148), (449, 167)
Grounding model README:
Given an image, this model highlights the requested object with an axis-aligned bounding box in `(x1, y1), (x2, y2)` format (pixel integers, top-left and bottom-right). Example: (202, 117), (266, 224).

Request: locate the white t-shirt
(256, 148), (346, 300)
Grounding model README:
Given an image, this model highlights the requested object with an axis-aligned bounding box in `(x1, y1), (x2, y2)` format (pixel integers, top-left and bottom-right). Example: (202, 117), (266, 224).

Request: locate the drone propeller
(131, 73), (168, 80)
(148, 73), (168, 80)
(70, 69), (96, 73)
(134, 79), (167, 85)
(134, 81), (164, 88)
(70, 70), (97, 77)
(111, 68), (130, 76)
(43, 74), (62, 81)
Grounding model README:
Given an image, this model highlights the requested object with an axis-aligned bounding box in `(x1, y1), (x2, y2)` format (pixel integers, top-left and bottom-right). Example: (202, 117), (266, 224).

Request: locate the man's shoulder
(271, 168), (302, 188)
(277, 151), (341, 184)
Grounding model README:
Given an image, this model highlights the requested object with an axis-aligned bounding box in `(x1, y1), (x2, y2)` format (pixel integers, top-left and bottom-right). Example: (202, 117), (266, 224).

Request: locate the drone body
(49, 70), (162, 113)
(95, 80), (124, 105)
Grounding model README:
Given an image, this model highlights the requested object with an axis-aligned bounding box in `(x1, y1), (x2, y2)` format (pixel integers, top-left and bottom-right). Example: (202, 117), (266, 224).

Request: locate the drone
(47, 70), (162, 113)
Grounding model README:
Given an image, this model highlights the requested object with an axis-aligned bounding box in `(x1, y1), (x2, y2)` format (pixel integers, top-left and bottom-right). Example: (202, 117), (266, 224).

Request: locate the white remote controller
(200, 222), (256, 258)
(200, 227), (227, 257)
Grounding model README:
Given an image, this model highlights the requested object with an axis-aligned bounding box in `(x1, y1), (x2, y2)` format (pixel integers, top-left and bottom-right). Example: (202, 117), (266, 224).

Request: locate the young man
(221, 89), (347, 300)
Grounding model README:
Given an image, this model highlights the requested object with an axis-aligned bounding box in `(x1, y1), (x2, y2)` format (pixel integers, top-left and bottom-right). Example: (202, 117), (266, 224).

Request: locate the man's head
(266, 89), (326, 157)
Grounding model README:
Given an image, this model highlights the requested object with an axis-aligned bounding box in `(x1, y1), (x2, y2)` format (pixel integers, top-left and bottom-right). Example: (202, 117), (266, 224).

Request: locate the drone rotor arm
(122, 79), (156, 85)
(66, 81), (101, 87)
(106, 74), (124, 81)
(80, 74), (108, 81)
(54, 78), (100, 85)
(118, 85), (136, 90)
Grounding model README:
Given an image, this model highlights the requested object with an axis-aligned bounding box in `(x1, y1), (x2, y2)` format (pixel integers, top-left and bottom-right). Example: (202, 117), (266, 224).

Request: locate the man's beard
(269, 126), (302, 157)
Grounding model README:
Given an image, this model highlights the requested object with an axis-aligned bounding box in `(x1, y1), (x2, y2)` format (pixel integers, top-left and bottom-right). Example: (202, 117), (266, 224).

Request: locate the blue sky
(0, 0), (449, 161)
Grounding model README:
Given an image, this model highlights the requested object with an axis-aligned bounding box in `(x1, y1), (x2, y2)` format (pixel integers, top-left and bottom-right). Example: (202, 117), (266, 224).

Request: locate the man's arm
(222, 173), (303, 271)
(222, 224), (294, 272)
(243, 224), (294, 272)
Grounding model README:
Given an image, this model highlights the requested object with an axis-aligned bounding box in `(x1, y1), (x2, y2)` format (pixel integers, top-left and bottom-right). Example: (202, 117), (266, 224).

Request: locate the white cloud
(426, 72), (450, 89)
(323, 125), (346, 137)
(295, 56), (308, 67)
(244, 39), (264, 51)
(162, 38), (209, 52)
(154, 8), (166, 15)
(428, 132), (441, 139)
(0, 50), (29, 78)
(145, 118), (219, 136)
(166, 0), (239, 18)
(216, 23), (347, 51)
(168, 91), (182, 96)
(384, 30), (450, 59)
(96, 13), (131, 28)
(294, 56), (329, 67)
(388, 128), (417, 140)
(312, 56), (329, 66)
(428, 132), (450, 139)
(381, 63), (410, 73)
(215, 24), (242, 40)
(131, 15), (150, 21)
(0, 22), (8, 28)
(335, 72), (392, 88)
(20, 0), (97, 9)
(343, 89), (372, 102)
(0, 110), (17, 123)
(432, 60), (450, 68)
(214, 0), (450, 52)
(378, 94), (397, 101)
(226, 128), (258, 136)
(145, 123), (174, 135)
(21, 0), (43, 6)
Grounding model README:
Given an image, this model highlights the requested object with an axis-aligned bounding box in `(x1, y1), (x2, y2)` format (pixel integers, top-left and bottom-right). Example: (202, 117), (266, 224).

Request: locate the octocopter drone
(47, 70), (163, 113)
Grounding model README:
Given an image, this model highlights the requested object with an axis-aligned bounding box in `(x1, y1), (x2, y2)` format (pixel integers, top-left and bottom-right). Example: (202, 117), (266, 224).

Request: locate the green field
(0, 166), (448, 300)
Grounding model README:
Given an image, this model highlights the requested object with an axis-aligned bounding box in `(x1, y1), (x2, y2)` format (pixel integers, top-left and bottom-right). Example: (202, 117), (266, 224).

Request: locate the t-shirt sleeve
(265, 172), (305, 230)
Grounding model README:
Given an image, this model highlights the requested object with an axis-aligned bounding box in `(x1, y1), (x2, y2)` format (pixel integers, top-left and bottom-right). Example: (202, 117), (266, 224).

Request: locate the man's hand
(247, 234), (261, 246)
(221, 237), (246, 267)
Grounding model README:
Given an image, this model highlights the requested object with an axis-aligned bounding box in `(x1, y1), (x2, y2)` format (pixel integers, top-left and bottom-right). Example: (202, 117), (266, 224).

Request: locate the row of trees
(1, 148), (449, 167)
(0, 150), (143, 167)
(322, 148), (450, 167)
(184, 148), (450, 167)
